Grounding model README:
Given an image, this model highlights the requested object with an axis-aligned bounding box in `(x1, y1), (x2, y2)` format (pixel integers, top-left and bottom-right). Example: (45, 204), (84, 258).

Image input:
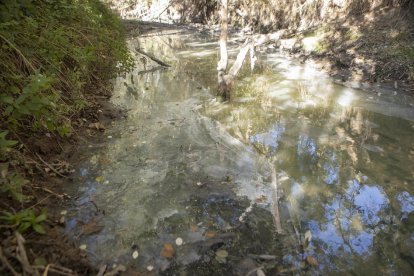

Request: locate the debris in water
(88, 122), (105, 131)
(161, 243), (175, 258)
(304, 230), (312, 247)
(80, 220), (103, 236)
(95, 176), (105, 183)
(79, 244), (87, 250)
(204, 231), (216, 238)
(215, 249), (228, 263)
(175, 237), (183, 246)
(306, 256), (318, 267)
(132, 250), (139, 259)
(257, 269), (266, 276)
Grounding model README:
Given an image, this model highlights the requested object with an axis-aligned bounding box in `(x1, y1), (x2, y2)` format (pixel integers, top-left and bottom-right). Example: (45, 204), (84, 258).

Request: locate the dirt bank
(276, 7), (414, 94)
(0, 85), (127, 275)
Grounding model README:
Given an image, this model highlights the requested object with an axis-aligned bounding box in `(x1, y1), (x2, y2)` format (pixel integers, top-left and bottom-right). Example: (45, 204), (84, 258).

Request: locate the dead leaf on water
(255, 195), (267, 203)
(306, 256), (318, 267)
(88, 122), (105, 131)
(81, 220), (103, 236)
(215, 249), (228, 263)
(204, 231), (216, 238)
(160, 243), (174, 259)
(215, 250), (228, 258)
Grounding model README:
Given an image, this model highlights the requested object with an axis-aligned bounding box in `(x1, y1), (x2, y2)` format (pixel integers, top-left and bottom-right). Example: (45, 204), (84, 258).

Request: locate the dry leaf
(205, 231), (216, 238)
(81, 220), (103, 236)
(161, 243), (174, 259)
(306, 256), (318, 267)
(88, 122), (105, 130)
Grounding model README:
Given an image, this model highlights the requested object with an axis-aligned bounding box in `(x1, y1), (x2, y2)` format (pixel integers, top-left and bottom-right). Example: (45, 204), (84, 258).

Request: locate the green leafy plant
(0, 131), (17, 152)
(0, 208), (47, 234)
(0, 0), (134, 203)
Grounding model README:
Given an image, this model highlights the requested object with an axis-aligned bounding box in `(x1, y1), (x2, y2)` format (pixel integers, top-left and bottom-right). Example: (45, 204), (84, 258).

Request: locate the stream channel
(65, 30), (414, 275)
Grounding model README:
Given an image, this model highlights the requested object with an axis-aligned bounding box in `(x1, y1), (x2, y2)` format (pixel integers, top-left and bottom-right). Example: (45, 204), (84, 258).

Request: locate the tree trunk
(217, 0), (229, 99)
(216, 0), (288, 100)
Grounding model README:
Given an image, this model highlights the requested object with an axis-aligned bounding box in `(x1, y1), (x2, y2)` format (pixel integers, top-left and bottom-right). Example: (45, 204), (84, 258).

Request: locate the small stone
(175, 237), (183, 246)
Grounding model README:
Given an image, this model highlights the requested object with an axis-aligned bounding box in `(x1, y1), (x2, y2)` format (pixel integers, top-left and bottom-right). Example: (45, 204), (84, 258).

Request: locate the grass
(0, 0), (134, 234)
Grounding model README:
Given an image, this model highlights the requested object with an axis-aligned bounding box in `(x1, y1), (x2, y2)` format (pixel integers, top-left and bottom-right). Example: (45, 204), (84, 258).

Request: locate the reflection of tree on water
(203, 55), (414, 272)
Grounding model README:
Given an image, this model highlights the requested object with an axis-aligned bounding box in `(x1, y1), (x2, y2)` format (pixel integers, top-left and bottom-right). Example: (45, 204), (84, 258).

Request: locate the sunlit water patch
(66, 33), (414, 275)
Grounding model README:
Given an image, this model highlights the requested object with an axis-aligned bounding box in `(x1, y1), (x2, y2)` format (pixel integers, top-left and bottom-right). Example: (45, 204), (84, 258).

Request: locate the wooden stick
(133, 48), (171, 67)
(0, 246), (20, 276)
(271, 166), (283, 234)
(35, 153), (67, 178)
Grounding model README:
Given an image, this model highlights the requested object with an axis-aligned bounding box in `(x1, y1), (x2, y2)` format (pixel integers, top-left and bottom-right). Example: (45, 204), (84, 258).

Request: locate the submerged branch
(134, 47), (171, 67)
(271, 166), (283, 234)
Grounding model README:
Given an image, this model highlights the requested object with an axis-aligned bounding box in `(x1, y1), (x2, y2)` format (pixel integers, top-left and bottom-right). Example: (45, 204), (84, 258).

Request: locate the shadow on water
(65, 32), (414, 275)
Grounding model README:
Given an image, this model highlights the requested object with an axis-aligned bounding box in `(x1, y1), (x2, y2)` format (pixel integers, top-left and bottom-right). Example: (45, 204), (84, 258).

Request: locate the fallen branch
(33, 186), (67, 199)
(137, 66), (168, 75)
(33, 264), (76, 276)
(271, 166), (283, 234)
(0, 246), (20, 276)
(134, 47), (171, 67)
(35, 153), (68, 178)
(15, 232), (35, 275)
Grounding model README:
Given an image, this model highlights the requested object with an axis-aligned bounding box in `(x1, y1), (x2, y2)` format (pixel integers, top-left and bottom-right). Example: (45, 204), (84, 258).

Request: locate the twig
(33, 186), (66, 199)
(15, 232), (35, 275)
(271, 166), (283, 234)
(27, 195), (52, 210)
(137, 66), (168, 75)
(247, 254), (277, 260)
(0, 246), (20, 276)
(133, 47), (171, 67)
(33, 264), (76, 276)
(35, 153), (68, 178)
(97, 264), (107, 276)
(42, 264), (50, 276)
(246, 266), (264, 276)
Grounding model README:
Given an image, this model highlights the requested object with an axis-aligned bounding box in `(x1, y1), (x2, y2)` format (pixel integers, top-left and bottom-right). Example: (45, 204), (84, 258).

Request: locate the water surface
(66, 32), (414, 275)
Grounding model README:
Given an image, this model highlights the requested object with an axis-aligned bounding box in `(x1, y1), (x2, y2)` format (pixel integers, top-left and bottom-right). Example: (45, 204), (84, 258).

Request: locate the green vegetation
(0, 208), (47, 234)
(0, 0), (133, 233)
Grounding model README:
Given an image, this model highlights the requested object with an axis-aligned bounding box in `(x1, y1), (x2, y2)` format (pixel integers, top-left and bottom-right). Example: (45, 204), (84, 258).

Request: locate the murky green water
(66, 32), (414, 275)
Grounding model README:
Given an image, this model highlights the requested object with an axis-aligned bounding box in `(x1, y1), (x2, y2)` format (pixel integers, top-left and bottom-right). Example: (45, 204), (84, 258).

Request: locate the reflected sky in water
(67, 33), (414, 275)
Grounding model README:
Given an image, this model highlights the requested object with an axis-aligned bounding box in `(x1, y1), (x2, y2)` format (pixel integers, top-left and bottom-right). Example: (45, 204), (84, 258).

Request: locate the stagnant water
(66, 32), (414, 275)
